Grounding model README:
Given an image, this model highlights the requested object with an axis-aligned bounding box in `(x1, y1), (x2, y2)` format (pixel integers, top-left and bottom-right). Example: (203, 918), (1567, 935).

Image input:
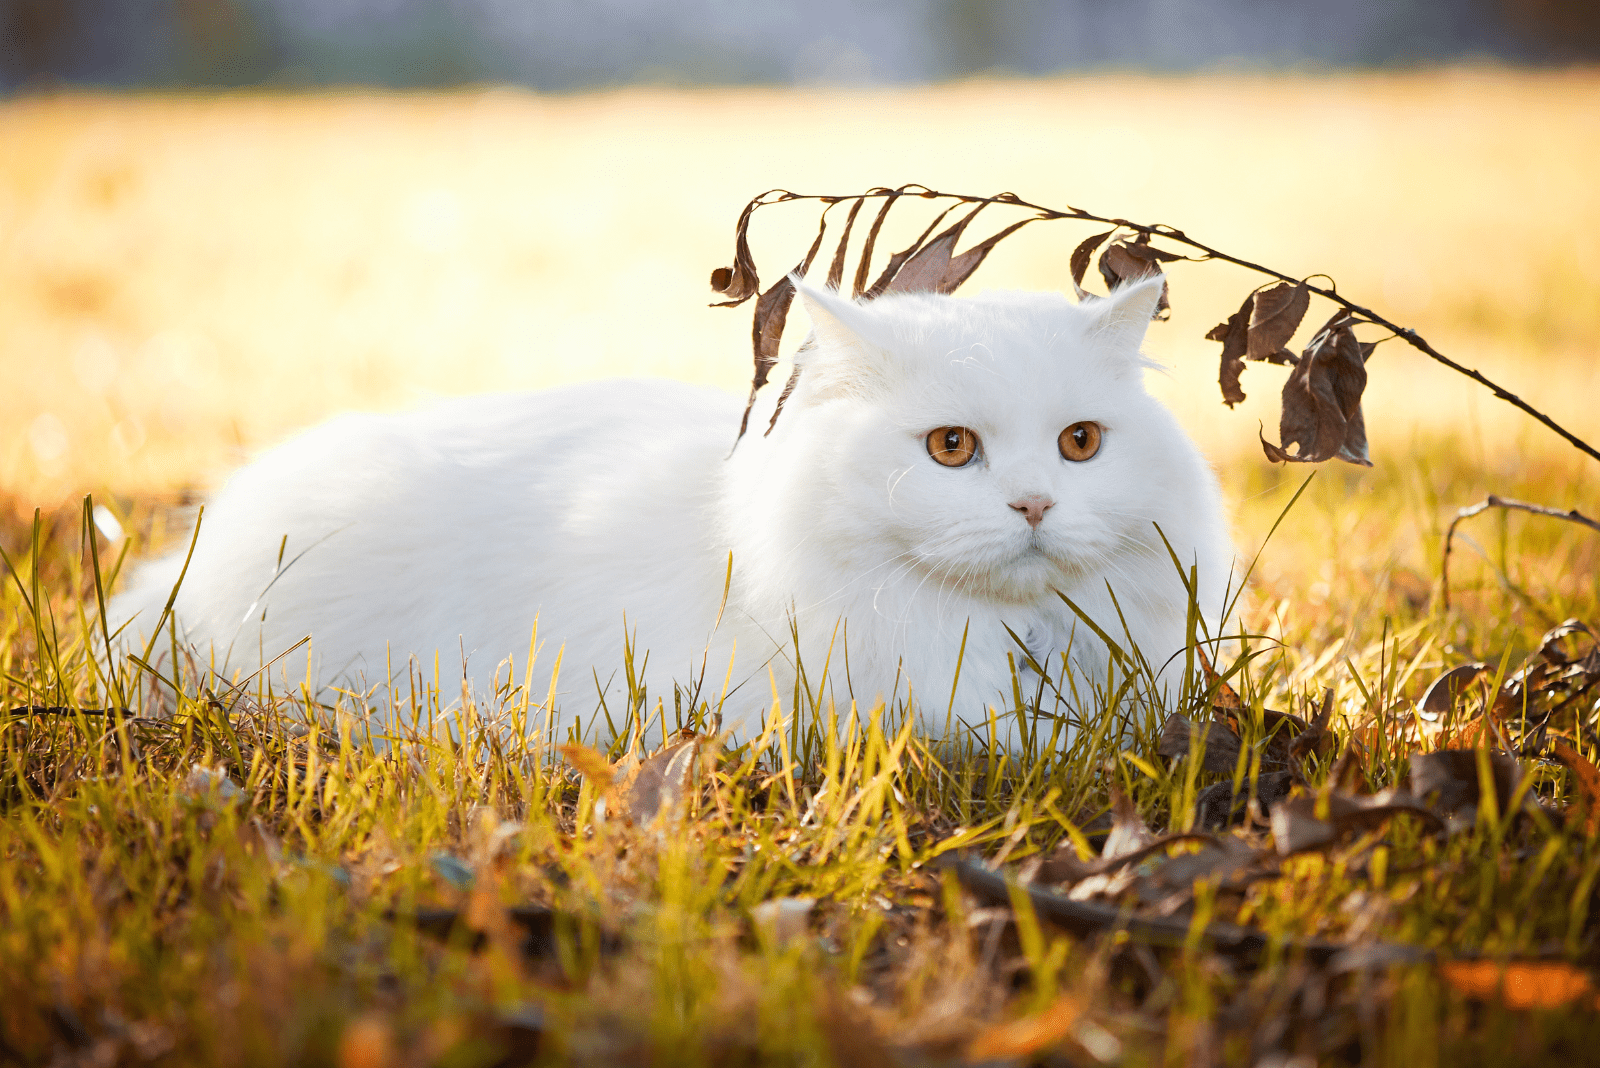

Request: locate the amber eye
(927, 426), (979, 467)
(1059, 421), (1102, 462)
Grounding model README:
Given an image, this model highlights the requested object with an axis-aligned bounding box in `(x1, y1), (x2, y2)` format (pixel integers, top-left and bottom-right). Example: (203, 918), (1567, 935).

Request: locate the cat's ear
(1088, 275), (1165, 353)
(792, 279), (891, 396)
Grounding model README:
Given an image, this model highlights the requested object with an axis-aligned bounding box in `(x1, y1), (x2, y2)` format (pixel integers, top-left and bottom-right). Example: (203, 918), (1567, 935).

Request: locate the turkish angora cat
(110, 275), (1233, 747)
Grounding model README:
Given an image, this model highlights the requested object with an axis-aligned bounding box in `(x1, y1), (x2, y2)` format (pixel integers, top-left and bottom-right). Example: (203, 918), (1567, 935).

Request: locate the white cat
(110, 275), (1233, 748)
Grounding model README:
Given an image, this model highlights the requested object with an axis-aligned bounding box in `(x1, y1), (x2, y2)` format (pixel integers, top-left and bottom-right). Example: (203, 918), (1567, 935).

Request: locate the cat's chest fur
(111, 278), (1233, 750)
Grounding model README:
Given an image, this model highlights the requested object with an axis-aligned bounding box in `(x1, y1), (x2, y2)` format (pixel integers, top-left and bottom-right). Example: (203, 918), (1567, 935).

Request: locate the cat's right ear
(792, 279), (891, 397)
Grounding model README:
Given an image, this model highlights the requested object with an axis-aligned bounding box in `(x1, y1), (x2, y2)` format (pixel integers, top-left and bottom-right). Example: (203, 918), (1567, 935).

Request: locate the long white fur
(110, 277), (1233, 747)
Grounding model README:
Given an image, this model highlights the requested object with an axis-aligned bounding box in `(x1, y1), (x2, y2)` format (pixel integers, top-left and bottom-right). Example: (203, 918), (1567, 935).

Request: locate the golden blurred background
(1, 71), (1596, 555)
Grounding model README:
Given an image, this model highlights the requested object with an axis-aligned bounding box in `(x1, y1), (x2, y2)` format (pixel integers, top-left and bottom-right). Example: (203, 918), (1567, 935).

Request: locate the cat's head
(772, 276), (1212, 606)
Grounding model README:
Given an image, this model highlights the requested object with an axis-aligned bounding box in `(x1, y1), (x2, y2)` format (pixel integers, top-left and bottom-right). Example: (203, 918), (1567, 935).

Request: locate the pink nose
(1009, 494), (1054, 529)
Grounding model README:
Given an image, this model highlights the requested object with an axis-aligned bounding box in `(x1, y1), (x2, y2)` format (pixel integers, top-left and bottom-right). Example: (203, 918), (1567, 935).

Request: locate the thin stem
(1441, 495), (1600, 611)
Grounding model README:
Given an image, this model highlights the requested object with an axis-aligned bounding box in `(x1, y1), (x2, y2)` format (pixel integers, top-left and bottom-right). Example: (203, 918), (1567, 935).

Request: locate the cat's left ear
(792, 279), (893, 397)
(1088, 275), (1165, 353)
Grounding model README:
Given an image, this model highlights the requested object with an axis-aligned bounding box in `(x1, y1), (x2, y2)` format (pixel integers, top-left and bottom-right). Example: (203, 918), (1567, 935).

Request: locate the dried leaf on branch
(1207, 293), (1256, 407)
(708, 184), (1600, 466)
(1261, 310), (1373, 466)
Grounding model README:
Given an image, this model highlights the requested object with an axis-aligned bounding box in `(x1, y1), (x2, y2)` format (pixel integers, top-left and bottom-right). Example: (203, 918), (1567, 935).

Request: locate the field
(3, 70), (1600, 1065)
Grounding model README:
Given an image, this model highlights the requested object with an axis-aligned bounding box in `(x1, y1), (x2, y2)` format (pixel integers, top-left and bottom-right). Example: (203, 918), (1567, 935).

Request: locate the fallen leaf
(1103, 788), (1155, 859)
(1419, 663), (1491, 719)
(1157, 713), (1242, 773)
(1288, 687), (1336, 766)
(338, 1014), (395, 1068)
(965, 995), (1084, 1061)
(1195, 770), (1295, 829)
(1196, 644), (1244, 709)
(1409, 749), (1524, 827)
(620, 733), (704, 825)
(1036, 832), (1220, 887)
(1263, 310), (1372, 466)
(1547, 740), (1600, 836)
(1269, 787), (1442, 856)
(1147, 836), (1259, 889)
(1246, 282), (1310, 363)
(1440, 960), (1598, 1010)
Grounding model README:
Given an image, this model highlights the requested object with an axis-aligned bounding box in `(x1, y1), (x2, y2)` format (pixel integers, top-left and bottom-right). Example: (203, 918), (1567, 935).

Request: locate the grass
(3, 70), (1600, 1065)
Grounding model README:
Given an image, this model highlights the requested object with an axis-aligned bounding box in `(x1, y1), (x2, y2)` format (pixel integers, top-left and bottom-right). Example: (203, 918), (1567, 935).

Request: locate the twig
(1442, 496), (1600, 611)
(945, 854), (1433, 967)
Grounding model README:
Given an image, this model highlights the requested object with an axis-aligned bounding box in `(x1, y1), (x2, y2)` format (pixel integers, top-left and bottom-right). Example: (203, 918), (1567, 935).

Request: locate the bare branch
(1442, 496), (1600, 611)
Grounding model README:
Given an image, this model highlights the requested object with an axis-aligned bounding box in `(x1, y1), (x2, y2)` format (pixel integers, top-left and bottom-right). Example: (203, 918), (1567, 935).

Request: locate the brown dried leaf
(851, 190), (902, 298)
(874, 204), (1038, 297)
(1409, 749), (1523, 821)
(734, 274), (798, 442)
(938, 218), (1036, 293)
(1196, 645), (1244, 710)
(1068, 229), (1116, 302)
(1498, 619), (1600, 723)
(1194, 770), (1295, 829)
(864, 203), (960, 298)
(1419, 663), (1491, 718)
(732, 205), (836, 443)
(1037, 831), (1218, 886)
(1269, 786), (1443, 855)
(1157, 713), (1241, 774)
(825, 198), (865, 291)
(1263, 310), (1372, 466)
(883, 203), (986, 293)
(621, 734), (704, 825)
(710, 198), (762, 306)
(1547, 740), (1600, 836)
(1121, 234), (1185, 263)
(1208, 293), (1256, 407)
(965, 995), (1084, 1061)
(1246, 281), (1310, 362)
(1104, 788), (1156, 859)
(1147, 837), (1259, 890)
(1097, 240), (1170, 318)
(1288, 687), (1336, 767)
(1440, 960), (1599, 1010)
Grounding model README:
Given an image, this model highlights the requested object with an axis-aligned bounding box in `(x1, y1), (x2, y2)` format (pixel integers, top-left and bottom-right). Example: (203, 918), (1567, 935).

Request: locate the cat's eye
(1059, 421), (1102, 462)
(927, 427), (979, 467)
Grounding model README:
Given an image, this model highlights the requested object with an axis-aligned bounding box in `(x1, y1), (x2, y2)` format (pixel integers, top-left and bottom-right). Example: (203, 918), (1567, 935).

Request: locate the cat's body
(111, 278), (1234, 747)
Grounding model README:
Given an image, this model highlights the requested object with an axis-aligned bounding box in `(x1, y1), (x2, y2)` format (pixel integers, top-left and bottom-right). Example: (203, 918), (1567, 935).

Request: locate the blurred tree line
(3, 0), (1598, 91)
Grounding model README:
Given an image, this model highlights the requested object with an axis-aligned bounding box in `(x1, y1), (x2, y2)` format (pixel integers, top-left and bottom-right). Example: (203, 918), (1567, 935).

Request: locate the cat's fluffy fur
(111, 277), (1233, 746)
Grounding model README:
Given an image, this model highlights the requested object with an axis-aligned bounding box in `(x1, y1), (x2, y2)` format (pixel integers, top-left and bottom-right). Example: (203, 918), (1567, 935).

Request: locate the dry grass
(2, 70), (1599, 1066)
